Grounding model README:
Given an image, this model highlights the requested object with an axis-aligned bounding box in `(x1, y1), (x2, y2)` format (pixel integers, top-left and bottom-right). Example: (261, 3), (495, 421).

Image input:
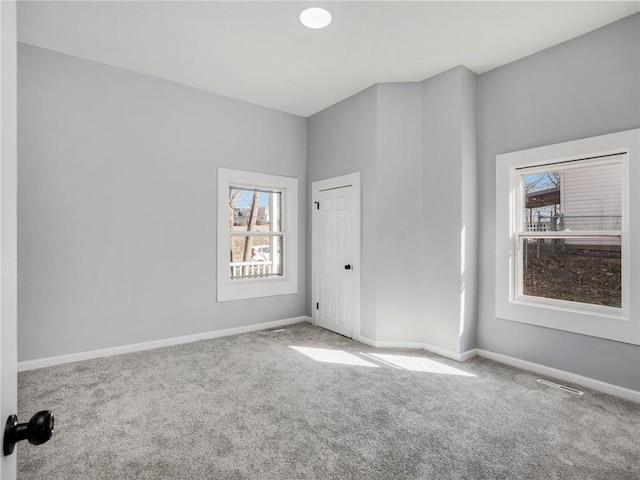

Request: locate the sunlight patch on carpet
(289, 346), (379, 367)
(366, 353), (476, 376)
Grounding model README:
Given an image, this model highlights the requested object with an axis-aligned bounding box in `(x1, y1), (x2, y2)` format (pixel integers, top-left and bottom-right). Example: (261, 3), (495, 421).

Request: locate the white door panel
(317, 186), (353, 337)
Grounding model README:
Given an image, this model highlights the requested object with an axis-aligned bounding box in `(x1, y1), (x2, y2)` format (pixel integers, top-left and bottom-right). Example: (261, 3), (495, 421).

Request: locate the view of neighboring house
(561, 163), (623, 231)
(525, 163), (622, 235)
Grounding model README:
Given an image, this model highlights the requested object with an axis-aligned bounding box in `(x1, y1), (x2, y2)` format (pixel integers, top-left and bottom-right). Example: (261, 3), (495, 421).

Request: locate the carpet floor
(18, 322), (640, 479)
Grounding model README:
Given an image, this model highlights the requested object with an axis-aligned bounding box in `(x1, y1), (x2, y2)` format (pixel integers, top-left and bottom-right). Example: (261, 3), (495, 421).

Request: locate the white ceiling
(17, 1), (639, 117)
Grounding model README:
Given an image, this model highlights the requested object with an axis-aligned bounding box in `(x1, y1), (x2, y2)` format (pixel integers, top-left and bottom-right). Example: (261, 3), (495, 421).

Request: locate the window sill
(218, 277), (298, 302)
(512, 296), (627, 321)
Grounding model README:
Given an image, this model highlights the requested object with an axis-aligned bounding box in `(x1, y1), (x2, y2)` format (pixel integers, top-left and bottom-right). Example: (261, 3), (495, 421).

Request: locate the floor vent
(261, 328), (287, 335)
(537, 379), (584, 395)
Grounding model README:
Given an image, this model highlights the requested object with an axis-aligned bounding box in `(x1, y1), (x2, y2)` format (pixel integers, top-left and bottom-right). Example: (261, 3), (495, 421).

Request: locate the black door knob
(3, 410), (54, 456)
(344, 264), (352, 270)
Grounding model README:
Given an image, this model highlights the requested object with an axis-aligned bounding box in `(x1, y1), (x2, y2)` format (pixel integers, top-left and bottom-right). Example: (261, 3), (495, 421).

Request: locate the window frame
(217, 168), (298, 302)
(229, 187), (283, 280)
(514, 156), (625, 314)
(495, 129), (640, 345)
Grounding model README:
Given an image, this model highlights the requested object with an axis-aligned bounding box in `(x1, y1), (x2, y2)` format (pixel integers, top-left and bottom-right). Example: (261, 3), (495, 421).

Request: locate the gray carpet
(18, 322), (640, 479)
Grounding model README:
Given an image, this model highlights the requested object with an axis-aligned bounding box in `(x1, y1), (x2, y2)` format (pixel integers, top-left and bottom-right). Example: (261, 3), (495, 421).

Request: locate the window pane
(523, 163), (622, 232)
(521, 237), (621, 308)
(229, 187), (281, 232)
(230, 235), (283, 279)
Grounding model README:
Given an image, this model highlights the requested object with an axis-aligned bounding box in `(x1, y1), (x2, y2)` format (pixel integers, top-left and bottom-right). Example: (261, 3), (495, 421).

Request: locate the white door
(315, 185), (355, 338)
(1, 1), (19, 478)
(312, 173), (361, 339)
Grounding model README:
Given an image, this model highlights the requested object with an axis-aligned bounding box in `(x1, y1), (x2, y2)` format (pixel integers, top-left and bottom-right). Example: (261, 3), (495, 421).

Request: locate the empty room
(1, 1), (639, 479)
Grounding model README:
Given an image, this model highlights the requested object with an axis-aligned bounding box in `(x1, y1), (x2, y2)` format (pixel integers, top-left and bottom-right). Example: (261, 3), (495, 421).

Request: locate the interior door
(316, 186), (354, 337)
(1, 1), (18, 478)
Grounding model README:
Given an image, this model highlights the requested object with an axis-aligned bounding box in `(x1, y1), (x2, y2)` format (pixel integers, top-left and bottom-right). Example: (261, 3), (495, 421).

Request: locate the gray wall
(308, 74), (478, 352)
(459, 67), (479, 354)
(18, 44), (307, 362)
(421, 67), (478, 355)
(477, 13), (640, 390)
(306, 86), (378, 339)
(375, 83), (423, 342)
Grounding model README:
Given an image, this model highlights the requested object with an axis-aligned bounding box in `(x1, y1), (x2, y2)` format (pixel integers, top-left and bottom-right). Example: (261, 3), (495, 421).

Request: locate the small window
(495, 129), (640, 345)
(229, 187), (283, 279)
(217, 169), (298, 302)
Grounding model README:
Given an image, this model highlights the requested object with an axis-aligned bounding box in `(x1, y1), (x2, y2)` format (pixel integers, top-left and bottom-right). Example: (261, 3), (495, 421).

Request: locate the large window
(495, 129), (639, 345)
(217, 169), (298, 302)
(517, 159), (622, 309)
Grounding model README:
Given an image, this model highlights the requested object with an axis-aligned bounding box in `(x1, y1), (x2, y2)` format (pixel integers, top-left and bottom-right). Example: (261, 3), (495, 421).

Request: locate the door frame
(1, 1), (19, 478)
(311, 172), (361, 340)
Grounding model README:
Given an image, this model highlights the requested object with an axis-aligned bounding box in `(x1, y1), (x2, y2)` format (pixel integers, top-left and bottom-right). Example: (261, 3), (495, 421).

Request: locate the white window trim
(495, 129), (640, 345)
(217, 168), (298, 302)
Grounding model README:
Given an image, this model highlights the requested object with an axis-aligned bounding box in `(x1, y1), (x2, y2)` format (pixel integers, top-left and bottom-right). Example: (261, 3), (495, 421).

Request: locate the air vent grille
(261, 328), (287, 335)
(537, 379), (584, 395)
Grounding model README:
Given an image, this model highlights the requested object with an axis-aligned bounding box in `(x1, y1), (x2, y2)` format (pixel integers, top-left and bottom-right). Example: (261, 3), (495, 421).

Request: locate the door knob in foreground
(3, 410), (54, 456)
(344, 264), (352, 270)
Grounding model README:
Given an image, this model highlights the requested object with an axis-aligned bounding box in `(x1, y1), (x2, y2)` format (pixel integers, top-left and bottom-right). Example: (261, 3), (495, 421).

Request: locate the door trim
(312, 172), (361, 340)
(1, 1), (19, 477)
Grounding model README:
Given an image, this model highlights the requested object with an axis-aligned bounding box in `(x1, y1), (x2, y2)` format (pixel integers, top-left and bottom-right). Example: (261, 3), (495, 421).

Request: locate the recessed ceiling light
(299, 8), (332, 29)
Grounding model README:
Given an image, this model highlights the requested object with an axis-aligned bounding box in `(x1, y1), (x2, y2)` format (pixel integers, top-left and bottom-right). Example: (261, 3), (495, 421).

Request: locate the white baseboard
(18, 316), (311, 372)
(21, 319), (636, 402)
(348, 337), (637, 402)
(375, 340), (425, 350)
(350, 335), (476, 363)
(459, 348), (479, 362)
(422, 342), (473, 362)
(353, 335), (376, 347)
(477, 349), (640, 403)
